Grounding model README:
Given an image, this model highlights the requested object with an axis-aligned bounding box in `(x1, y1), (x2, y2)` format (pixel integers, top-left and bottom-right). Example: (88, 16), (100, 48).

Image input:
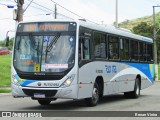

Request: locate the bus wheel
(38, 100), (51, 105)
(124, 78), (140, 98)
(85, 82), (99, 107)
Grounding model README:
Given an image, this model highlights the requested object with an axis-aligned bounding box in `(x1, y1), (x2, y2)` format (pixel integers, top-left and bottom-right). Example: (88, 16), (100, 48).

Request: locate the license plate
(34, 93), (45, 98)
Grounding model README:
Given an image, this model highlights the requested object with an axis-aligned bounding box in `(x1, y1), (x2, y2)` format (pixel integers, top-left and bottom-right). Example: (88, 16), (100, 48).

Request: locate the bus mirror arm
(5, 36), (9, 47)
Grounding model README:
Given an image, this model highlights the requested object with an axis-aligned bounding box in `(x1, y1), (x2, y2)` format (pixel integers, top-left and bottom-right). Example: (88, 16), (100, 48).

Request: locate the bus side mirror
(6, 36), (9, 47)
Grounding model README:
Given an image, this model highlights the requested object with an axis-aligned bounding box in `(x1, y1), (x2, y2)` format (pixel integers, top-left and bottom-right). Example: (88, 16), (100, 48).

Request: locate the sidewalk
(0, 92), (11, 96)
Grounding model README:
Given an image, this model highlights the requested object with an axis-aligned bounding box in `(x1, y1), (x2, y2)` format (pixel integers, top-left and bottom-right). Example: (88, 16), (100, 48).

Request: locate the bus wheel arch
(124, 74), (141, 98)
(85, 81), (99, 106)
(85, 76), (104, 107)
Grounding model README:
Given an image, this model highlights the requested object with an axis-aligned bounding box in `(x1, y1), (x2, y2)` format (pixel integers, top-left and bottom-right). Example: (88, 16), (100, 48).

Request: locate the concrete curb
(0, 93), (11, 96)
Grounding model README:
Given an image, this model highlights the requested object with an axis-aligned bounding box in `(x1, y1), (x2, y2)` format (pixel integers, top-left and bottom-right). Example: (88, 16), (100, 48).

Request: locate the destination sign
(17, 22), (72, 32)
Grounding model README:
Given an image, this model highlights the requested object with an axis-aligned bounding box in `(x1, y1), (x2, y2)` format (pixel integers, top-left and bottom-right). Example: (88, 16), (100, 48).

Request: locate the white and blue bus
(11, 19), (154, 106)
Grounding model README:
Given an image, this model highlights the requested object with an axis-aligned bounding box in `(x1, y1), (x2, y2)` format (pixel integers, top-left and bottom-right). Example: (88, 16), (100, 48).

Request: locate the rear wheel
(124, 78), (140, 98)
(85, 82), (99, 107)
(38, 100), (51, 105)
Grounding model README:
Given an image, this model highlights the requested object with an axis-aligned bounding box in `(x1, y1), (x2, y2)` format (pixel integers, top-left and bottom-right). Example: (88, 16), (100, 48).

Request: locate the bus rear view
(12, 21), (78, 105)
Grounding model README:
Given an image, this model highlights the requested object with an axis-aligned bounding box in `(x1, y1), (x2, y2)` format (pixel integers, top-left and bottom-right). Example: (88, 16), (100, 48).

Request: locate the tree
(0, 37), (14, 50)
(8, 37), (14, 50)
(132, 22), (160, 63)
(0, 39), (5, 47)
(132, 22), (153, 38)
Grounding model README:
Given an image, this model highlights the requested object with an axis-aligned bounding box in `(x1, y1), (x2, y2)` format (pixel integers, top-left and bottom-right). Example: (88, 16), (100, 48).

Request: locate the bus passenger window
(147, 44), (153, 62)
(83, 38), (90, 59)
(139, 42), (144, 61)
(130, 40), (139, 61)
(108, 36), (119, 59)
(120, 38), (129, 61)
(93, 32), (106, 58)
(79, 37), (90, 60)
(143, 43), (147, 62)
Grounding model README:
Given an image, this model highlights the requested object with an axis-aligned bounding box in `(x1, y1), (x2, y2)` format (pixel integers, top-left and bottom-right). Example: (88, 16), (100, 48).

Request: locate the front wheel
(85, 82), (99, 107)
(124, 78), (140, 98)
(38, 100), (51, 105)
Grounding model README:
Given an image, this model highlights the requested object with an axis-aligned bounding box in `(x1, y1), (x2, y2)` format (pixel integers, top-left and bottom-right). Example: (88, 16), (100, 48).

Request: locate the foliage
(132, 22), (160, 63)
(119, 16), (153, 30)
(119, 12), (160, 30)
(132, 22), (153, 38)
(0, 39), (5, 46)
(0, 37), (14, 50)
(8, 37), (14, 50)
(120, 12), (160, 63)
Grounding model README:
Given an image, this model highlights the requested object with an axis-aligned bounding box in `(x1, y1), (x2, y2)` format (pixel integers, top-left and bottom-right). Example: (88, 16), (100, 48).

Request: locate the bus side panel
(118, 74), (135, 93)
(141, 64), (154, 89)
(78, 61), (119, 98)
(120, 63), (154, 90)
(78, 62), (154, 99)
(78, 84), (93, 99)
(78, 64), (94, 99)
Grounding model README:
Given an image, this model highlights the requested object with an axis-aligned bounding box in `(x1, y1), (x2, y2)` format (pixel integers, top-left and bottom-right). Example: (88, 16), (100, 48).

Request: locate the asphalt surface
(0, 82), (160, 119)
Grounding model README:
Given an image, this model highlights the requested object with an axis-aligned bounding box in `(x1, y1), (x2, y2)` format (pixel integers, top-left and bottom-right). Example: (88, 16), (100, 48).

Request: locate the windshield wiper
(45, 34), (61, 62)
(46, 34), (61, 52)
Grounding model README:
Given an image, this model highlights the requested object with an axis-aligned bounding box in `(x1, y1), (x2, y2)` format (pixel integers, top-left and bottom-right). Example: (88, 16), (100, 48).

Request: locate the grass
(0, 88), (11, 93)
(0, 54), (11, 87)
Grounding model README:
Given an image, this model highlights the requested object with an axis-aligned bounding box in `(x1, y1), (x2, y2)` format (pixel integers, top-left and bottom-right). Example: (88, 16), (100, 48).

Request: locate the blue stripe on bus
(122, 63), (154, 83)
(20, 80), (37, 86)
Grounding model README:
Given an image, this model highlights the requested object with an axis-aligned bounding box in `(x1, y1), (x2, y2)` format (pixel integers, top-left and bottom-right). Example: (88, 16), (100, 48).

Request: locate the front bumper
(12, 83), (78, 99)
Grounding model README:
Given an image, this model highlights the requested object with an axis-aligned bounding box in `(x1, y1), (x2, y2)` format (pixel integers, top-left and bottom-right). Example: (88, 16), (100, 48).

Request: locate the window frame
(108, 35), (120, 60)
(119, 37), (130, 61)
(146, 43), (154, 63)
(93, 31), (107, 59)
(78, 26), (154, 64)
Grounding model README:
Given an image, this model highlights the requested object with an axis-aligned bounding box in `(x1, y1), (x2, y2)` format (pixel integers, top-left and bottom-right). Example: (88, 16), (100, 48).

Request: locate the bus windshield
(14, 33), (76, 73)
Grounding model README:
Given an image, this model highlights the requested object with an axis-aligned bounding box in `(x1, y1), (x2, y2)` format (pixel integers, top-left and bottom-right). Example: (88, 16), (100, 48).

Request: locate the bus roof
(18, 19), (153, 43)
(77, 20), (153, 43)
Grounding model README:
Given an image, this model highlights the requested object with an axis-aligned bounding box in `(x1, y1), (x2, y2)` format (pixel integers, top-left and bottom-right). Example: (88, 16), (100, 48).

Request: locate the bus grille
(22, 89), (57, 97)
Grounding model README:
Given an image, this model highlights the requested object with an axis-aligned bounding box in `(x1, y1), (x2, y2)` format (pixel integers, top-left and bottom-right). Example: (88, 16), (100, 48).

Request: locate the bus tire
(124, 78), (140, 98)
(38, 100), (51, 105)
(85, 82), (99, 107)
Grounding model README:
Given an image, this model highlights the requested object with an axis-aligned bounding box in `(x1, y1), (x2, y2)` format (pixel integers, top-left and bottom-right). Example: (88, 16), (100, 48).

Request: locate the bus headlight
(12, 75), (24, 86)
(60, 75), (75, 88)
(12, 78), (19, 86)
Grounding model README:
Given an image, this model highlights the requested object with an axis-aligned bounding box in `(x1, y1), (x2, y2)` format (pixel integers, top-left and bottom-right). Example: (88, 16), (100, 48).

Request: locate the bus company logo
(105, 65), (117, 73)
(37, 82), (41, 86)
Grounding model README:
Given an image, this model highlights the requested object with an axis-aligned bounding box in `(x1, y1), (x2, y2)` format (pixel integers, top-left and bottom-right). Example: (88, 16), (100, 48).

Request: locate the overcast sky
(0, 0), (160, 40)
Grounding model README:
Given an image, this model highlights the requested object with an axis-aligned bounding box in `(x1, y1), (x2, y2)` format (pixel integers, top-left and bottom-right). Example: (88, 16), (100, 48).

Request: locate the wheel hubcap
(92, 88), (99, 103)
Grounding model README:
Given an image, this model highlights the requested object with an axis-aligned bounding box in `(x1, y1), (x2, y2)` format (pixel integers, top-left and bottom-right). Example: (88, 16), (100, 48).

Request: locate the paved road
(0, 82), (160, 119)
